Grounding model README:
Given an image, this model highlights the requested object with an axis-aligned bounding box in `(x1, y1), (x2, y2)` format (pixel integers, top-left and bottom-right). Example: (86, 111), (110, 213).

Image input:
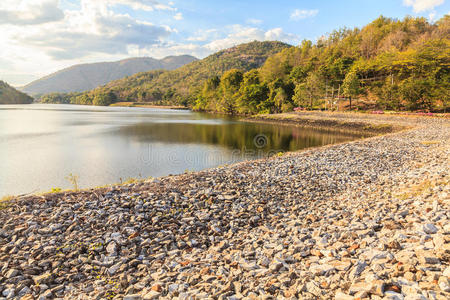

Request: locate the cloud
(187, 29), (219, 42)
(19, 12), (173, 60)
(173, 12), (183, 20)
(247, 18), (263, 25)
(106, 0), (176, 11)
(0, 0), (64, 25)
(290, 9), (318, 20)
(403, 0), (445, 12)
(204, 25), (297, 52)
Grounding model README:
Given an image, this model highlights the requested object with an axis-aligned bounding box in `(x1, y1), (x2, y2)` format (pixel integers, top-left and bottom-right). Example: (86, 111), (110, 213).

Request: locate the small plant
(277, 152), (284, 157)
(65, 173), (79, 191)
(0, 195), (14, 210)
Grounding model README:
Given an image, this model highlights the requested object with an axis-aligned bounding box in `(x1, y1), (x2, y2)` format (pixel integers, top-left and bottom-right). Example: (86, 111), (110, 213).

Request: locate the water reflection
(0, 104), (363, 196)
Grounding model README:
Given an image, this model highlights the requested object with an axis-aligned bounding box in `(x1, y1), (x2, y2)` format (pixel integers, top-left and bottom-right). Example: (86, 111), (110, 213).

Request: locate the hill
(22, 55), (197, 95)
(0, 81), (33, 104)
(39, 41), (292, 106)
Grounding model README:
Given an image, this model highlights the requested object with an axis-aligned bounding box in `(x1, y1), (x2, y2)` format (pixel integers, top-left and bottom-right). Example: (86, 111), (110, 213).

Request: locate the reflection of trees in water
(115, 121), (362, 152)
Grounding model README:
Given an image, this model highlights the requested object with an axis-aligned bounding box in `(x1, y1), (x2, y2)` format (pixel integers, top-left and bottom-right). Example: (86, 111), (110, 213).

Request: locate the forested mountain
(193, 15), (449, 113)
(0, 81), (33, 104)
(23, 55), (197, 95)
(39, 41), (291, 106)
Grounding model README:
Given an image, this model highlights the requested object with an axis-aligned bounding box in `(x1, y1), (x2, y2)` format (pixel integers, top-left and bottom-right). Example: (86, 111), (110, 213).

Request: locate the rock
(438, 276), (450, 292)
(142, 290), (161, 300)
(2, 288), (15, 298)
(5, 269), (19, 279)
(349, 261), (367, 281)
(33, 273), (53, 285)
(443, 266), (450, 277)
(369, 280), (385, 296)
(106, 241), (118, 255)
(124, 294), (142, 300)
(384, 291), (404, 300)
(335, 291), (354, 300)
(422, 223), (438, 234)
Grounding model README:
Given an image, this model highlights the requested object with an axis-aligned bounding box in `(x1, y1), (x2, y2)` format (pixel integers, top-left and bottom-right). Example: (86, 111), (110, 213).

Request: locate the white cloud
(0, 0), (177, 85)
(173, 12), (183, 20)
(403, 0), (445, 12)
(247, 18), (263, 25)
(187, 29), (219, 42)
(204, 25), (297, 52)
(290, 9), (318, 21)
(8, 0), (174, 60)
(104, 0), (176, 11)
(0, 0), (64, 25)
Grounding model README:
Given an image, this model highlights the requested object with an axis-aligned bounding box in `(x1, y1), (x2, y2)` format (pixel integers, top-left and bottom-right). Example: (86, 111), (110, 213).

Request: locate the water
(0, 104), (362, 196)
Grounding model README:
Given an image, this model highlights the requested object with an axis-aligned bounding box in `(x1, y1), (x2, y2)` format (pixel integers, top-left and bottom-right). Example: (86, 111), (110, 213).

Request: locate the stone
(349, 261), (367, 281)
(123, 294), (142, 300)
(422, 223), (438, 234)
(33, 273), (53, 285)
(143, 290), (161, 300)
(384, 291), (404, 300)
(106, 241), (118, 255)
(438, 276), (450, 292)
(5, 269), (19, 279)
(335, 291), (354, 300)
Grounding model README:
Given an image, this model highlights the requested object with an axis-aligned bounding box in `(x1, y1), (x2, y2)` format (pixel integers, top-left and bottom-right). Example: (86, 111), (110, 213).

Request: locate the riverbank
(109, 102), (189, 110)
(1, 112), (449, 299)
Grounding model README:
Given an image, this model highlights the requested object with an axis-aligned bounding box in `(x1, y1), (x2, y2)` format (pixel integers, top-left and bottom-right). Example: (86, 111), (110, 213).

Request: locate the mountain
(22, 55), (198, 95)
(87, 41), (292, 104)
(0, 81), (33, 104)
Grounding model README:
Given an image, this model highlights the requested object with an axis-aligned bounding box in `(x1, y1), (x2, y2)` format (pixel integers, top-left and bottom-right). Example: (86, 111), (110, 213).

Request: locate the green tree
(93, 92), (116, 106)
(399, 77), (435, 111)
(219, 69), (243, 113)
(292, 72), (324, 108)
(342, 71), (362, 109)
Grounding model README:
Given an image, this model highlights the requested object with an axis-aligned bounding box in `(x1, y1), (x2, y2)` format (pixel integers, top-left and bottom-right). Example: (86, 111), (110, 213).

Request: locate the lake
(0, 104), (362, 196)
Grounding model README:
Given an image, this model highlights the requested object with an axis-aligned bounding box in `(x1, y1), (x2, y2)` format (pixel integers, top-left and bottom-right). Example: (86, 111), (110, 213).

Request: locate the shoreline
(1, 112), (449, 299)
(109, 102), (189, 110)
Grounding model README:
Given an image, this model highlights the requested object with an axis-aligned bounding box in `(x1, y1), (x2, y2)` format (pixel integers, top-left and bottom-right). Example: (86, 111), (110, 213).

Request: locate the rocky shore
(1, 112), (449, 300)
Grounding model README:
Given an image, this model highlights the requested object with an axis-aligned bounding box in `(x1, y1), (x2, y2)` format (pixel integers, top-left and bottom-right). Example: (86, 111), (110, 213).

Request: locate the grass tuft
(0, 195), (14, 210)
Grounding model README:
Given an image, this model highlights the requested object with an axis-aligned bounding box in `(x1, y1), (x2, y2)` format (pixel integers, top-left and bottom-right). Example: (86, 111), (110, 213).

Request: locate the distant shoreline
(109, 102), (189, 110)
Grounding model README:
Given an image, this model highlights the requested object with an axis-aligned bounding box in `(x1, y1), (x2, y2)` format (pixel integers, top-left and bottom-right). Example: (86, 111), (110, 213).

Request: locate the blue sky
(0, 0), (448, 86)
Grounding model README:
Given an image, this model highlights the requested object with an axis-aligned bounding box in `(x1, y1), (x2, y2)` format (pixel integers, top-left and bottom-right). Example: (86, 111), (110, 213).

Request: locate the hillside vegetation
(40, 41), (291, 106)
(24, 55), (197, 95)
(0, 81), (33, 104)
(194, 15), (449, 114)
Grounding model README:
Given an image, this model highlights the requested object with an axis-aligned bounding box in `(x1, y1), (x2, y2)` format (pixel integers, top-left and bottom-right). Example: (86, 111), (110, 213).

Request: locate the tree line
(193, 16), (449, 113)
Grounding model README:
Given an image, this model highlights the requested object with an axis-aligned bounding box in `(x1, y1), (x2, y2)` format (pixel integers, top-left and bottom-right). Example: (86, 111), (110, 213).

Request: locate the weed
(65, 173), (79, 191)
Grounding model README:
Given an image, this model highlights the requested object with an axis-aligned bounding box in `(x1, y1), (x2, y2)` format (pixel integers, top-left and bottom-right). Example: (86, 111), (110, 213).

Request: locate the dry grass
(420, 140), (440, 145)
(0, 195), (14, 210)
(394, 178), (448, 201)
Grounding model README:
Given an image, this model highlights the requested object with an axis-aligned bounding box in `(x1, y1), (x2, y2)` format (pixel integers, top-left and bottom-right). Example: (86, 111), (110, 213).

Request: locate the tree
(342, 71), (361, 109)
(219, 69), (243, 113)
(399, 77), (435, 111)
(93, 92), (116, 106)
(292, 72), (324, 108)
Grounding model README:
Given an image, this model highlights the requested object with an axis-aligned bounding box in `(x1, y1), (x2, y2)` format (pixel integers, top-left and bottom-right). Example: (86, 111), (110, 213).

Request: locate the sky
(0, 0), (448, 86)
